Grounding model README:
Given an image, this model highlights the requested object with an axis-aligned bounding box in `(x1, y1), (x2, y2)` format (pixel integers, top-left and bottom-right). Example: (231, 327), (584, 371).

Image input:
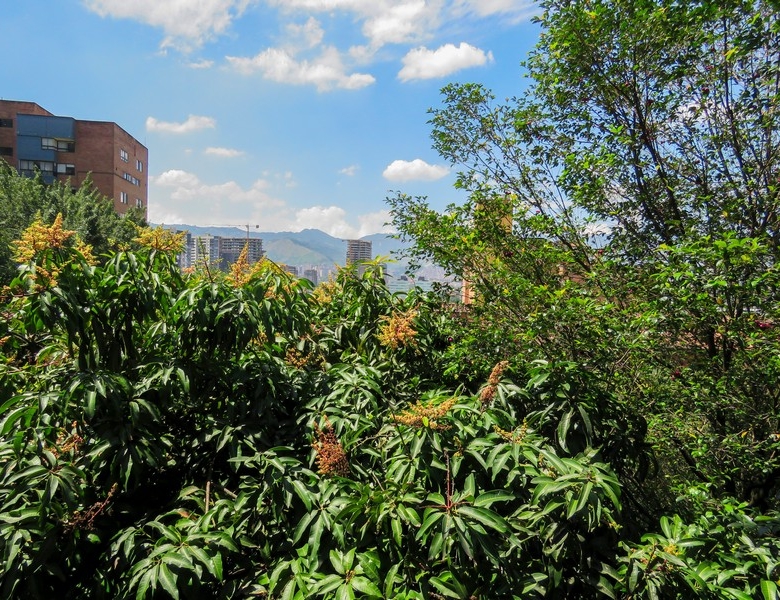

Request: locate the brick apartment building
(0, 100), (148, 217)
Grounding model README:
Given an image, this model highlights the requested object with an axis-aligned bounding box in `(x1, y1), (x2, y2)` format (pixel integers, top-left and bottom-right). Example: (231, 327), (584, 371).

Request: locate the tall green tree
(0, 163), (145, 284)
(389, 0), (780, 518)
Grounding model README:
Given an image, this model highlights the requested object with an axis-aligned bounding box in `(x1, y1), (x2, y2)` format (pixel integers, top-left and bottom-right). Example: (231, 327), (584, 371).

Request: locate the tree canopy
(0, 162), (145, 285)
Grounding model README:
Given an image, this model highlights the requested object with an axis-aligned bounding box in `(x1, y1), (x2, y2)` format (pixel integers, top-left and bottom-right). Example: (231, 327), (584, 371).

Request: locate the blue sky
(3, 0), (540, 237)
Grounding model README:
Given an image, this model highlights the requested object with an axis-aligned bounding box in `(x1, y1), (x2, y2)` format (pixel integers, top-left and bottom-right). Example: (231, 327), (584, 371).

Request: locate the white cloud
(226, 46), (375, 91)
(357, 210), (395, 236)
(360, 1), (433, 48)
(285, 17), (325, 49)
(83, 0), (253, 50)
(268, 0), (441, 58)
(187, 59), (214, 69)
(149, 170), (390, 236)
(204, 146), (244, 157)
(294, 206), (357, 238)
(339, 165), (359, 176)
(382, 159), (450, 182)
(291, 206), (390, 237)
(146, 115), (216, 133)
(398, 42), (493, 81)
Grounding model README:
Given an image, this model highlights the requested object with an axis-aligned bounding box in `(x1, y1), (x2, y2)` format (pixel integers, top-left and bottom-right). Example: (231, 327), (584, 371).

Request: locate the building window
(123, 172), (140, 186)
(120, 149), (128, 162)
(20, 160), (54, 172)
(0, 147), (12, 157)
(56, 163), (76, 175)
(136, 159), (143, 172)
(120, 191), (128, 204)
(136, 198), (143, 208)
(42, 138), (75, 152)
(0, 118), (12, 128)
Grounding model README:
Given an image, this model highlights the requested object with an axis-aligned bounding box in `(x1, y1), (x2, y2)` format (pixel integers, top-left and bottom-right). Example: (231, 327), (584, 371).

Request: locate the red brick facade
(0, 100), (148, 217)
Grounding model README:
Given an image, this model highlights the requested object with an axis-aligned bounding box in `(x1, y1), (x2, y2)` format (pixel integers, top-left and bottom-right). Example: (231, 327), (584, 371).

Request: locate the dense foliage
(2, 0), (780, 598)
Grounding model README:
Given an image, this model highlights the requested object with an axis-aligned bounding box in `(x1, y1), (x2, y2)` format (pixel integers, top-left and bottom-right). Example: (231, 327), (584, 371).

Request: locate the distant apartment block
(219, 236), (264, 265)
(303, 268), (318, 285)
(182, 233), (264, 271)
(0, 100), (148, 216)
(345, 239), (372, 264)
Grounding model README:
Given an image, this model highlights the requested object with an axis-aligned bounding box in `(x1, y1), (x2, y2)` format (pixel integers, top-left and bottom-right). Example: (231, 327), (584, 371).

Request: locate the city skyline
(3, 1), (540, 237)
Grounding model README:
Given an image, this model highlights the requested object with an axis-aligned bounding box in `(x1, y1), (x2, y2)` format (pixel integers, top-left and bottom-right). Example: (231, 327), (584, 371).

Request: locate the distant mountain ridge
(157, 224), (413, 274)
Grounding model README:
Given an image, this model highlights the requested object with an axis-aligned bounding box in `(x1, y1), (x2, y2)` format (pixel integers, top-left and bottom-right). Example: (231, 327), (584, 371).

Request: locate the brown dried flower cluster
(479, 360), (509, 408)
(494, 421), (528, 444)
(392, 397), (456, 430)
(312, 420), (349, 477)
(133, 225), (185, 253)
(66, 483), (118, 531)
(49, 422), (85, 458)
(377, 309), (418, 350)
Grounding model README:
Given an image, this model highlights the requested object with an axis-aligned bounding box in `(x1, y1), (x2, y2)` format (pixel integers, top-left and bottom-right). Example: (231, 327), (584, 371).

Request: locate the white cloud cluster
(204, 147), (244, 157)
(398, 43), (493, 81)
(150, 169), (393, 237)
(146, 115), (216, 133)
(382, 159), (450, 182)
(84, 0), (534, 89)
(83, 0), (253, 50)
(227, 46), (375, 91)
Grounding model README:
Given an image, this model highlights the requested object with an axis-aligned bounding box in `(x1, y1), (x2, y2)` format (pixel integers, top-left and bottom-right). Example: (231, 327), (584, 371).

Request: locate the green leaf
(474, 490), (515, 507)
(557, 409), (573, 451)
(316, 574), (344, 595)
(457, 505), (509, 533)
(157, 563), (179, 599)
(330, 549), (345, 575)
(351, 576), (382, 597)
(335, 583), (355, 600)
(761, 580), (779, 600)
(384, 563), (400, 598)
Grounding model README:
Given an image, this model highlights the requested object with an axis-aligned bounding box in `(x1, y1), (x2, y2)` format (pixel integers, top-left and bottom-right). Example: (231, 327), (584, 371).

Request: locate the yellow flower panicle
(378, 309), (418, 350)
(312, 419), (350, 477)
(393, 396), (456, 430)
(311, 279), (338, 305)
(493, 420), (529, 444)
(74, 239), (97, 266)
(133, 225), (185, 253)
(227, 244), (252, 287)
(479, 360), (509, 408)
(12, 214), (75, 263)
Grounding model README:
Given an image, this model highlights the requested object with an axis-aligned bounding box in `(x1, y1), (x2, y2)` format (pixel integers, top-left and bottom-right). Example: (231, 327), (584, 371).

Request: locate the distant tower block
(346, 239), (372, 264)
